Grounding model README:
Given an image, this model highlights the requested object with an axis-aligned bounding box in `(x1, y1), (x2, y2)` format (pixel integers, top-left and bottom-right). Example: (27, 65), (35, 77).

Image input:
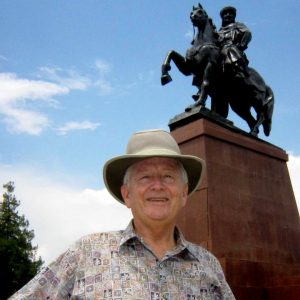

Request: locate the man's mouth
(147, 197), (168, 202)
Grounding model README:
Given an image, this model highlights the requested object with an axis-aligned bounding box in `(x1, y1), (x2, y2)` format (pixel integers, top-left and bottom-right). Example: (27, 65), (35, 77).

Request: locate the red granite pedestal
(170, 111), (300, 299)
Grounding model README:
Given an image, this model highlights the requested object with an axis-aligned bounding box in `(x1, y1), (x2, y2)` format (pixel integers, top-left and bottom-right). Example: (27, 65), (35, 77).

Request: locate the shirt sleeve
(208, 254), (236, 300)
(8, 240), (80, 300)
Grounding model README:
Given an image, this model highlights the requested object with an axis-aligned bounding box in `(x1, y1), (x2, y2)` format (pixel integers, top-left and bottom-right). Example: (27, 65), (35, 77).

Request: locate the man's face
(222, 10), (236, 26)
(121, 157), (188, 227)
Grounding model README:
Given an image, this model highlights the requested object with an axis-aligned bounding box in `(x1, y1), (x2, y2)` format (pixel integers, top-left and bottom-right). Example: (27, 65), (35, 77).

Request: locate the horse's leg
(251, 112), (265, 136)
(193, 61), (214, 107)
(246, 114), (259, 136)
(249, 87), (273, 136)
(251, 90), (274, 137)
(252, 90), (274, 137)
(262, 86), (274, 136)
(211, 94), (229, 118)
(161, 51), (173, 85)
(161, 50), (191, 85)
(230, 101), (259, 136)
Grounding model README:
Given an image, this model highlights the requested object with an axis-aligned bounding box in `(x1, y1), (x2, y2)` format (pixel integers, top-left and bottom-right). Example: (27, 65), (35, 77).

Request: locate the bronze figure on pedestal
(161, 4), (274, 137)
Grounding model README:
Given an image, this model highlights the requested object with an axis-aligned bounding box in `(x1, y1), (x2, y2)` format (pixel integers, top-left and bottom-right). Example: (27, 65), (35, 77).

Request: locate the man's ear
(121, 185), (131, 208)
(182, 183), (189, 207)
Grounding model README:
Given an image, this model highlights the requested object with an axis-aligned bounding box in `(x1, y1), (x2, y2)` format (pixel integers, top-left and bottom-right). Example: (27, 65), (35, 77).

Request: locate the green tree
(0, 181), (43, 299)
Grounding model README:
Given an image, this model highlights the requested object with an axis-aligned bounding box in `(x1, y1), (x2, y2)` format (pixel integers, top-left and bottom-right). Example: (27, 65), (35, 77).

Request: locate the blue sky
(0, 0), (299, 264)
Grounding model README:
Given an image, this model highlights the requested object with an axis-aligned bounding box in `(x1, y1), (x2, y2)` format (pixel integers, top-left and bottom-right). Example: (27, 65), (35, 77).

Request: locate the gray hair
(123, 159), (188, 185)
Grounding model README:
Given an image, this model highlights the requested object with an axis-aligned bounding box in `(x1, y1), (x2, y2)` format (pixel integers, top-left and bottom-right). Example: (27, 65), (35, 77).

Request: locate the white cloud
(0, 55), (8, 62)
(287, 153), (300, 212)
(0, 72), (68, 135)
(94, 59), (112, 75)
(3, 107), (49, 135)
(38, 60), (115, 95)
(93, 59), (115, 95)
(0, 73), (68, 105)
(0, 59), (121, 135)
(37, 66), (91, 90)
(0, 64), (109, 135)
(94, 78), (113, 95)
(56, 120), (101, 135)
(0, 165), (132, 264)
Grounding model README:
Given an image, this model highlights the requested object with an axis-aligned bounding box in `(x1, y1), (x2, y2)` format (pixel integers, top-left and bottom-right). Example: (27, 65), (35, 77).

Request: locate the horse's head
(190, 4), (218, 45)
(190, 3), (208, 28)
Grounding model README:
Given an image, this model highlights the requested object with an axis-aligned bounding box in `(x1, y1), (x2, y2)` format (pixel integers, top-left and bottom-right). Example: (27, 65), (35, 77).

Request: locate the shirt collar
(119, 220), (138, 246)
(119, 220), (193, 255)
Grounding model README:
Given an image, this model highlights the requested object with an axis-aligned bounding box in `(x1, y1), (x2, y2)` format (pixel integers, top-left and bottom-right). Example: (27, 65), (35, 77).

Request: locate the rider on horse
(160, 4), (274, 136)
(218, 6), (252, 78)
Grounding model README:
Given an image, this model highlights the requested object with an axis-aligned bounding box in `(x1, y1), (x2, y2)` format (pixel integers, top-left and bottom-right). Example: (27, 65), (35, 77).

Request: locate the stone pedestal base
(170, 110), (300, 299)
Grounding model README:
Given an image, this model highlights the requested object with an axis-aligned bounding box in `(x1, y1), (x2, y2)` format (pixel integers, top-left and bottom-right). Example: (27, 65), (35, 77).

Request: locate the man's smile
(146, 197), (168, 202)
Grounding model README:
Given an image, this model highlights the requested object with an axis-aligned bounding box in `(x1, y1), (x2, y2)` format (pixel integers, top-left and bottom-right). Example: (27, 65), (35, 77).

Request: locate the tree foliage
(0, 181), (43, 299)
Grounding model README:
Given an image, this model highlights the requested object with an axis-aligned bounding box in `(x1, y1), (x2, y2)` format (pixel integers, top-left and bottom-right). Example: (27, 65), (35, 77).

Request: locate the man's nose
(150, 176), (165, 189)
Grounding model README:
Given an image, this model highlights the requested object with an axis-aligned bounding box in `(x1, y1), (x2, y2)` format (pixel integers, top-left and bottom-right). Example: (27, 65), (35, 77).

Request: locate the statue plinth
(170, 113), (300, 299)
(169, 106), (234, 131)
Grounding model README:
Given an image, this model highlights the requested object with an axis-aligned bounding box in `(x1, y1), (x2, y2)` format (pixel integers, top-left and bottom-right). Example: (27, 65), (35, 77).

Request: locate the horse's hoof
(250, 129), (259, 137)
(192, 94), (199, 101)
(185, 104), (195, 112)
(194, 100), (206, 108)
(263, 122), (271, 136)
(161, 74), (172, 85)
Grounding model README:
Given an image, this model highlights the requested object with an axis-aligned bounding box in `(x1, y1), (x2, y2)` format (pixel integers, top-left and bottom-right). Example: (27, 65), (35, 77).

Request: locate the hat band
(132, 149), (181, 156)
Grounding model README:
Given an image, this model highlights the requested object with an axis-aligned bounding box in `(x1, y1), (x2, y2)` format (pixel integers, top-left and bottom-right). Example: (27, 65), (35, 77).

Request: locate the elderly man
(218, 6), (252, 77)
(10, 130), (235, 299)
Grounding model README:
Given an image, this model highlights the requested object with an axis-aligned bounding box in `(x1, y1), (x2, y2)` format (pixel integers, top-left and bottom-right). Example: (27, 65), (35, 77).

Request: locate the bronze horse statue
(161, 4), (274, 137)
(161, 4), (228, 118)
(222, 65), (274, 136)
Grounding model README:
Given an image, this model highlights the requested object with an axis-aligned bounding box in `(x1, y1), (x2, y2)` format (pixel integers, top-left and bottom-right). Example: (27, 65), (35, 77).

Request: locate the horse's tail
(262, 85), (275, 136)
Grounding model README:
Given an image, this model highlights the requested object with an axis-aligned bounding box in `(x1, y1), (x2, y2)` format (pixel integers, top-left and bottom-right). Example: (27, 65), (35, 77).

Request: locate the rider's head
(220, 6), (236, 26)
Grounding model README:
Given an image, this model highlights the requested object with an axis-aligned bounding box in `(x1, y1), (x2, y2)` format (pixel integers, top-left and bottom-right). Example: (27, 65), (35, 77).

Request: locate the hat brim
(103, 154), (205, 204)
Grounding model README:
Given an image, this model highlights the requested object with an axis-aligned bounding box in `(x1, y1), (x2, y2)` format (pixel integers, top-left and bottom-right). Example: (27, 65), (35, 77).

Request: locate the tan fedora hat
(103, 129), (205, 204)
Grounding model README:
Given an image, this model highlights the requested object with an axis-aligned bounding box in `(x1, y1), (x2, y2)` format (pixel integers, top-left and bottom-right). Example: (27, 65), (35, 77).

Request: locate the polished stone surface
(171, 117), (300, 299)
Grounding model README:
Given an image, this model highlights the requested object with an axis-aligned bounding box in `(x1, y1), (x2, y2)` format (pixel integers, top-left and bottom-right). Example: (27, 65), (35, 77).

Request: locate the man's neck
(222, 20), (235, 27)
(133, 220), (177, 260)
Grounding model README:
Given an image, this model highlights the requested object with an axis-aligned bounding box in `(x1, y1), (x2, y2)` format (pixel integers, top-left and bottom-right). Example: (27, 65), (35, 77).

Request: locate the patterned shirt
(9, 221), (235, 299)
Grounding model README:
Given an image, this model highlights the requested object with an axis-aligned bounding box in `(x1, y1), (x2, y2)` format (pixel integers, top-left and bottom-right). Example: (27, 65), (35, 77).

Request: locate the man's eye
(138, 175), (150, 182)
(163, 175), (175, 183)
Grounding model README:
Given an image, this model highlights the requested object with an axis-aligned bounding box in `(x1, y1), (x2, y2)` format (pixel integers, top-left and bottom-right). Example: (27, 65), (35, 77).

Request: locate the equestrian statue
(161, 4), (274, 137)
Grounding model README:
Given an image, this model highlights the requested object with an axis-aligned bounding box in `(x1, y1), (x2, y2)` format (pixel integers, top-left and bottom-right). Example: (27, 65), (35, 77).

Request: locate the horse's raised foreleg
(161, 50), (191, 85)
(161, 52), (173, 85)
